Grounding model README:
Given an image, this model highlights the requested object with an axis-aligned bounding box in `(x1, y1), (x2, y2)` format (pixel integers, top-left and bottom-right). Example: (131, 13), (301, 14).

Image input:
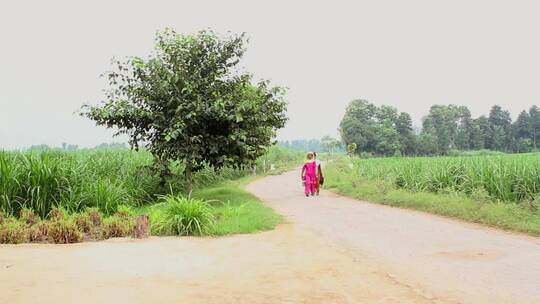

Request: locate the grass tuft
(151, 196), (215, 236)
(0, 220), (28, 244)
(47, 219), (83, 244)
(102, 215), (134, 239)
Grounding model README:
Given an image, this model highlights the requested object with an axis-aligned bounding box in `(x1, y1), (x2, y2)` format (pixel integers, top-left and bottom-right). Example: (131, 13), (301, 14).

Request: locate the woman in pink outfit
(301, 152), (317, 197)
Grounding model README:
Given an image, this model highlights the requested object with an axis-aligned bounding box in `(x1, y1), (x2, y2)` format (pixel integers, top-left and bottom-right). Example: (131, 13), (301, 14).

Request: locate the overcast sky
(1, 0), (539, 149)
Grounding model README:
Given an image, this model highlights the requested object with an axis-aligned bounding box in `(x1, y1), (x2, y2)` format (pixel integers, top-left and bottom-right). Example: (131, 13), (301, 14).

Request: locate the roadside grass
(137, 176), (282, 236)
(325, 160), (540, 236)
(0, 146), (300, 243)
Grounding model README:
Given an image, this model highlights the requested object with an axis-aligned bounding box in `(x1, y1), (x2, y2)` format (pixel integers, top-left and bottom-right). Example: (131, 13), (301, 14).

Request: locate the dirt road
(1, 170), (539, 303)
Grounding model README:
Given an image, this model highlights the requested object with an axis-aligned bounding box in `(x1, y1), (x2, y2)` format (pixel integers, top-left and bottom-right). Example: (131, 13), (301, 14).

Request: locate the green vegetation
(0, 146), (296, 218)
(193, 179), (282, 235)
(81, 29), (287, 192)
(0, 146), (296, 243)
(143, 178), (282, 236)
(325, 156), (540, 235)
(0, 206), (137, 244)
(340, 99), (540, 156)
(150, 196), (216, 236)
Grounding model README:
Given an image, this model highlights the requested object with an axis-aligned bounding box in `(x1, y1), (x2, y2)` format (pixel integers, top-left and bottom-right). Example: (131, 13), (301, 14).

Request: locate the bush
(84, 207), (102, 226)
(28, 221), (49, 242)
(80, 179), (133, 215)
(73, 213), (93, 233)
(0, 221), (28, 244)
(47, 219), (82, 244)
(48, 206), (68, 221)
(152, 195), (215, 236)
(20, 208), (38, 226)
(115, 204), (134, 219)
(102, 215), (134, 239)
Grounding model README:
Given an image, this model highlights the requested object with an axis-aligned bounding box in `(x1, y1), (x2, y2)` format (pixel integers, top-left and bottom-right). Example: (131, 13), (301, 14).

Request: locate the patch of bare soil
(1, 225), (439, 304)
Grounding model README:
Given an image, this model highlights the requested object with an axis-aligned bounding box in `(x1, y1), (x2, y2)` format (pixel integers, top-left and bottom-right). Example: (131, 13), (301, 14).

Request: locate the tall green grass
(325, 159), (540, 235)
(0, 146), (303, 218)
(351, 153), (540, 205)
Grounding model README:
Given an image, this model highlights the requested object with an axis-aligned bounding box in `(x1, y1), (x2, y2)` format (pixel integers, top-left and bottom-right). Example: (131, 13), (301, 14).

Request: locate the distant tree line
(279, 137), (343, 153)
(279, 139), (322, 152)
(24, 142), (127, 151)
(340, 99), (540, 156)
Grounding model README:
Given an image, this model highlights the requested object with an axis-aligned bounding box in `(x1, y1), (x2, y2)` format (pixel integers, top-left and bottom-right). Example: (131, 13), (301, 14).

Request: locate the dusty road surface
(1, 170), (539, 304)
(247, 170), (540, 304)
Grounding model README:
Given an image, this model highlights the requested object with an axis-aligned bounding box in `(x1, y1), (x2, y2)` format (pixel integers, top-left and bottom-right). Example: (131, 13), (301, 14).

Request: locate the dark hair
(313, 152), (317, 157)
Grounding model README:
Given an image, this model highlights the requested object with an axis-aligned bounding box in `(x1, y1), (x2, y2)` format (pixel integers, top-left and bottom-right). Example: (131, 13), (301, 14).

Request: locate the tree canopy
(82, 29), (288, 192)
(339, 99), (540, 156)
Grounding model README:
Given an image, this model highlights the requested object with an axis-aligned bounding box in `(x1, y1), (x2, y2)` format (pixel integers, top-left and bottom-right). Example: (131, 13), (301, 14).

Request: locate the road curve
(246, 169), (540, 304)
(1, 169), (539, 304)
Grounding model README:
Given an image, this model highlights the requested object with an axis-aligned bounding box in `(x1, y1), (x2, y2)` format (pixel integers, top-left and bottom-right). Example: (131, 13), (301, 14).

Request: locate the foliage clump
(81, 29), (288, 192)
(84, 207), (102, 227)
(102, 216), (134, 239)
(20, 208), (37, 226)
(47, 219), (83, 244)
(73, 213), (93, 233)
(0, 220), (28, 244)
(48, 207), (68, 221)
(152, 195), (215, 236)
(28, 221), (49, 243)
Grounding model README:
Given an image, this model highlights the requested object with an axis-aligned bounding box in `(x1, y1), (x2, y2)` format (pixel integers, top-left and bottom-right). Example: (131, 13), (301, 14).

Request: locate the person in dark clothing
(313, 152), (324, 195)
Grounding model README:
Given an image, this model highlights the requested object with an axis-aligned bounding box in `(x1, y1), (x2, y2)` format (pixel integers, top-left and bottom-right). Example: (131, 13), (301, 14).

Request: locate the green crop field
(325, 154), (540, 235)
(0, 146), (302, 243)
(351, 153), (540, 204)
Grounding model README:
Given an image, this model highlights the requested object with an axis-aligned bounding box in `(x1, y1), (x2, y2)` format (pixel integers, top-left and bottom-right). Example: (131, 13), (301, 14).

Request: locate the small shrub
(102, 215), (134, 239)
(20, 208), (38, 226)
(28, 221), (49, 242)
(0, 211), (4, 225)
(115, 204), (134, 219)
(48, 206), (68, 221)
(0, 221), (28, 244)
(82, 179), (132, 215)
(47, 219), (82, 244)
(84, 207), (102, 226)
(73, 213), (93, 233)
(152, 195), (215, 236)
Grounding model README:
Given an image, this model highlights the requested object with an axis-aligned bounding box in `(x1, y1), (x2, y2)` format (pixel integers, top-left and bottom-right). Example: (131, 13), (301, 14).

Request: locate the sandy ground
(1, 170), (539, 303)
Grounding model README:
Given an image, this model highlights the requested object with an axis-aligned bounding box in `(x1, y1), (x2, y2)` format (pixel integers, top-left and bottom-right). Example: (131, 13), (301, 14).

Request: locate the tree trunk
(157, 157), (170, 188)
(185, 161), (193, 196)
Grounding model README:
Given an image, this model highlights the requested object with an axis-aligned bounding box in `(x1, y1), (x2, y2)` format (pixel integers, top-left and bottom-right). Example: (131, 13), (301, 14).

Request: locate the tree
(421, 105), (469, 154)
(470, 116), (488, 150)
(346, 143), (357, 156)
(340, 100), (407, 156)
(529, 106), (540, 149)
(373, 125), (401, 155)
(82, 29), (288, 192)
(395, 112), (417, 155)
(513, 110), (532, 152)
(320, 135), (341, 157)
(455, 106), (472, 150)
(417, 117), (439, 155)
(487, 105), (512, 151)
(339, 99), (377, 154)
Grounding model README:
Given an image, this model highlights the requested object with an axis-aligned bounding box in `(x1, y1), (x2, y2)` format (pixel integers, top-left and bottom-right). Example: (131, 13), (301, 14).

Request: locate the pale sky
(1, 0), (539, 149)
